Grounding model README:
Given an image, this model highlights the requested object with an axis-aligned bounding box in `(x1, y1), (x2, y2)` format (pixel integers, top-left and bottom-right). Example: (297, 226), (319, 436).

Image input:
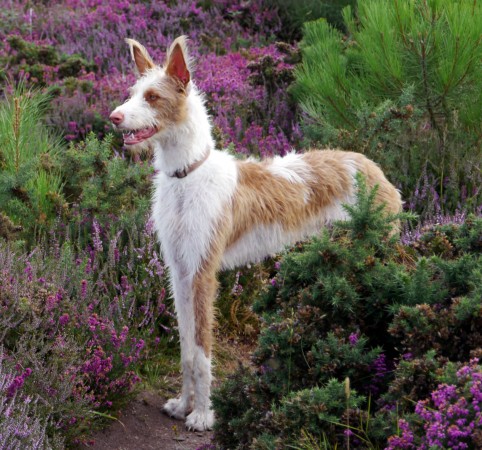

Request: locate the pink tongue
(137, 128), (153, 139)
(123, 128), (155, 145)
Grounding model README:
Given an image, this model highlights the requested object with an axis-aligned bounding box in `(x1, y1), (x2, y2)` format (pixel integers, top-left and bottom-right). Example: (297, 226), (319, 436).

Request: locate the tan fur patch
(144, 79), (188, 130)
(193, 218), (232, 356)
(226, 150), (357, 248)
(340, 151), (402, 215)
(192, 266), (217, 356)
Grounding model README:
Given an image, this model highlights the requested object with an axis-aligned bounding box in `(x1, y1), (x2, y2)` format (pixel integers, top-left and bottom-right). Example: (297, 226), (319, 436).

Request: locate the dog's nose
(109, 111), (124, 126)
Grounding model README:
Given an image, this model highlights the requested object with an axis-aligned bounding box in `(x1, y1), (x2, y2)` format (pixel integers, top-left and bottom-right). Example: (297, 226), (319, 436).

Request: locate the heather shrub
(0, 34), (108, 141)
(212, 179), (482, 448)
(4, 0), (280, 72)
(0, 355), (64, 449)
(0, 85), (65, 241)
(0, 217), (170, 444)
(0, 1), (298, 156)
(193, 43), (302, 157)
(387, 358), (482, 450)
(292, 0), (482, 215)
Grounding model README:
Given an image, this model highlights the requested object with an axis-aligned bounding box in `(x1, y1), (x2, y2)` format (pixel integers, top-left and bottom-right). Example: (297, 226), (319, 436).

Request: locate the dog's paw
(163, 397), (190, 420)
(185, 409), (214, 431)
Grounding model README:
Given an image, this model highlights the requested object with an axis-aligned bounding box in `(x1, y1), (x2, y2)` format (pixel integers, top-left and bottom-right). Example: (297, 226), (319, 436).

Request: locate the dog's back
(221, 149), (402, 269)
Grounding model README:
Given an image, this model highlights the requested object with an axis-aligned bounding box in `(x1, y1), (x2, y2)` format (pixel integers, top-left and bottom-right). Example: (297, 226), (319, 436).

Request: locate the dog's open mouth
(122, 126), (157, 145)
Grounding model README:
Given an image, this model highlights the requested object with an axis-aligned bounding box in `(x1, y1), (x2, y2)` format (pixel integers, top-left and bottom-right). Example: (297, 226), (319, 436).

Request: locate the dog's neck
(153, 86), (214, 176)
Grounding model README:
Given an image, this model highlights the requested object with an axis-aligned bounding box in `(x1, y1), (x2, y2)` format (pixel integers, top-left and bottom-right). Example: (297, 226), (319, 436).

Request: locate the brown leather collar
(171, 148), (211, 179)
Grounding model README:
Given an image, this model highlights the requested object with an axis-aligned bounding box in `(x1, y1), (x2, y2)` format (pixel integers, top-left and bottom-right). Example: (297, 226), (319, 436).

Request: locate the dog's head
(109, 36), (192, 150)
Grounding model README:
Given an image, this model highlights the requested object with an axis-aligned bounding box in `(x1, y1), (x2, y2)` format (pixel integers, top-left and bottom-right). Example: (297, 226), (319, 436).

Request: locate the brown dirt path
(80, 390), (213, 450)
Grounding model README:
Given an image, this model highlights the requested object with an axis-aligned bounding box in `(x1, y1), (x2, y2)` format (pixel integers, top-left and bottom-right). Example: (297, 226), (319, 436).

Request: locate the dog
(109, 36), (402, 431)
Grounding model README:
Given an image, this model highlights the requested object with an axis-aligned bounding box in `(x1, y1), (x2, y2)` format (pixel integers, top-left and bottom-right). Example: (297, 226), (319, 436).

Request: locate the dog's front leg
(163, 261), (217, 431)
(163, 268), (196, 420)
(183, 262), (218, 431)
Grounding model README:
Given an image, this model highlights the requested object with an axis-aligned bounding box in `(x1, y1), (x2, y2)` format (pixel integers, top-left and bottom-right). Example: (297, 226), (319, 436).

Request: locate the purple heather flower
(59, 313), (70, 326)
(80, 279), (88, 299)
(24, 261), (33, 282)
(231, 271), (244, 296)
(92, 219), (103, 252)
(386, 419), (415, 450)
(120, 275), (132, 295)
(348, 332), (359, 346)
(7, 368), (32, 398)
(388, 359), (482, 449)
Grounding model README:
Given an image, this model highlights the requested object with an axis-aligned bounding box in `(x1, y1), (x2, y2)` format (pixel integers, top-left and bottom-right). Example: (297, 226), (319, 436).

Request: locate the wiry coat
(110, 36), (402, 431)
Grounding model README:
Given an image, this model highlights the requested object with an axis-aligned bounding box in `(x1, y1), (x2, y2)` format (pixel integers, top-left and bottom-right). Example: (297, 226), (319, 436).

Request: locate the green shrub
(212, 179), (482, 449)
(0, 85), (65, 241)
(291, 0), (482, 215)
(60, 133), (152, 217)
(245, 379), (367, 449)
(5, 36), (96, 85)
(0, 87), (151, 246)
(265, 0), (356, 40)
(56, 132), (153, 251)
(211, 366), (268, 449)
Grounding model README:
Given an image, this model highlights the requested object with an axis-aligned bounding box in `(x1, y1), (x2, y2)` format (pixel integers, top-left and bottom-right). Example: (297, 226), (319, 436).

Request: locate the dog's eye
(147, 94), (159, 102)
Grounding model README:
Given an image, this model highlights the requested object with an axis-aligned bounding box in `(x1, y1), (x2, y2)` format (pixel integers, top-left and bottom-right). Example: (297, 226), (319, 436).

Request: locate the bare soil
(80, 390), (213, 450)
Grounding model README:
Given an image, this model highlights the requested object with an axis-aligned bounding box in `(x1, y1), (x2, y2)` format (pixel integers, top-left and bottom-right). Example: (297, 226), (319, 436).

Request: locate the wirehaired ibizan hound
(109, 36), (402, 431)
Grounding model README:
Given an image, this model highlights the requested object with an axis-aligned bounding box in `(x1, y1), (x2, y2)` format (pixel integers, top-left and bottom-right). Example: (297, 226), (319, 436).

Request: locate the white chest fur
(151, 150), (237, 275)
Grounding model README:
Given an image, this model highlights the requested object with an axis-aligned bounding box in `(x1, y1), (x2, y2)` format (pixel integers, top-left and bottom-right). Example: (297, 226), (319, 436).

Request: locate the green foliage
(212, 180), (482, 449)
(265, 0), (356, 39)
(271, 380), (365, 442)
(310, 333), (383, 384)
(0, 88), (151, 246)
(5, 36), (96, 85)
(58, 132), (153, 239)
(211, 366), (269, 449)
(0, 85), (65, 240)
(216, 265), (270, 338)
(383, 350), (444, 410)
(294, 0), (482, 131)
(291, 0), (482, 215)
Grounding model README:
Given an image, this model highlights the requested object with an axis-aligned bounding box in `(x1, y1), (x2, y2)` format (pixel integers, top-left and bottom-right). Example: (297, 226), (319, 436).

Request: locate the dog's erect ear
(165, 36), (190, 88)
(125, 38), (155, 76)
